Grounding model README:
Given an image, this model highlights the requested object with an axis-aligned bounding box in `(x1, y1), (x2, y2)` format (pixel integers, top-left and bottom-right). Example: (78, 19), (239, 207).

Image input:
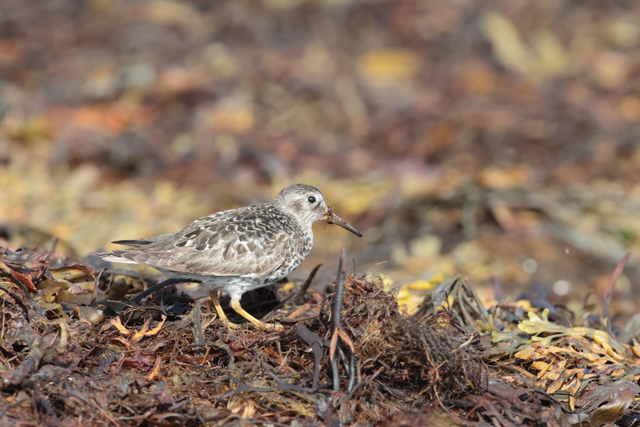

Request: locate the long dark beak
(323, 207), (363, 237)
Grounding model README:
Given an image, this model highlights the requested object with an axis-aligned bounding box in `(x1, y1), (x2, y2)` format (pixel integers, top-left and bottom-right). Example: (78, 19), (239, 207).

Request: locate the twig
(328, 247), (356, 392)
(330, 249), (346, 331)
(0, 284), (30, 322)
(602, 252), (631, 336)
(222, 371), (313, 400)
(295, 323), (325, 391)
(269, 264), (322, 313)
(4, 270), (45, 319)
(90, 397), (120, 427)
(91, 268), (106, 308)
(193, 300), (204, 346)
(1, 330), (59, 387)
(492, 274), (504, 302)
(6, 270), (34, 300)
(361, 260), (388, 276)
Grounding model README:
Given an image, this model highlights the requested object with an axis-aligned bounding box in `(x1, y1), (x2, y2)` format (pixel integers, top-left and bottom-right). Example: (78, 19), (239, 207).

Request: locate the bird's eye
(308, 196), (316, 204)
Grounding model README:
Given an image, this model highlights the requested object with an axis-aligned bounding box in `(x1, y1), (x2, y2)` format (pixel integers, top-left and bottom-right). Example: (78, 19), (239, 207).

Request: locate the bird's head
(274, 184), (362, 237)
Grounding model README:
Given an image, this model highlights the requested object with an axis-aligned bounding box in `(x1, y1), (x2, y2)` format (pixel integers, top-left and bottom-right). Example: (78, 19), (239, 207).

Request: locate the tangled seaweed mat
(0, 245), (639, 426)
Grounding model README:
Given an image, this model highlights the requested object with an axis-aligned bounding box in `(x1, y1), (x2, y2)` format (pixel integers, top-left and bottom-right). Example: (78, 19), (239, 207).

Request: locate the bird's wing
(98, 205), (296, 279)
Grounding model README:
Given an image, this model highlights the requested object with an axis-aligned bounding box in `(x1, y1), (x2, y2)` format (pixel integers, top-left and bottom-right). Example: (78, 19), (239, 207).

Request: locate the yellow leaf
(514, 300), (533, 311)
(478, 166), (531, 189)
(531, 30), (568, 77)
(531, 361), (549, 371)
(405, 274), (444, 291)
(132, 315), (167, 342)
(281, 282), (295, 292)
(358, 50), (419, 82)
(480, 12), (531, 75)
(111, 317), (133, 336)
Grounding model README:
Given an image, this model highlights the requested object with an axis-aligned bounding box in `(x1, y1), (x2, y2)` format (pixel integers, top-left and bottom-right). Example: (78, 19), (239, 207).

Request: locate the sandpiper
(97, 184), (362, 330)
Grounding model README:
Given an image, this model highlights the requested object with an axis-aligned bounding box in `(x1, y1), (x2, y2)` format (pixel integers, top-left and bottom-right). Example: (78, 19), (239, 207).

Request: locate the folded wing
(96, 206), (292, 279)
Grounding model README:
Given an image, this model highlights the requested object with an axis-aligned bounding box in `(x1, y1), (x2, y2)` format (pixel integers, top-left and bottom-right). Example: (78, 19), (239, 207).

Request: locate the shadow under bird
(96, 183), (362, 331)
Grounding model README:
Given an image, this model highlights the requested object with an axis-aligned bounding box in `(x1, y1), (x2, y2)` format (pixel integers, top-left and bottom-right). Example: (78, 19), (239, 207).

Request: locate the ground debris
(321, 273), (485, 399)
(1, 245), (640, 426)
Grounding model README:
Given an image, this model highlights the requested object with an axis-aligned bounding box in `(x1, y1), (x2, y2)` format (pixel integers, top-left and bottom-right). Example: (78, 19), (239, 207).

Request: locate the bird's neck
(273, 204), (317, 237)
(293, 213), (316, 240)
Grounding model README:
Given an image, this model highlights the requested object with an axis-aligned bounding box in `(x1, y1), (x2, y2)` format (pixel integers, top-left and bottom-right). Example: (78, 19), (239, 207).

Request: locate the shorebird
(97, 184), (362, 330)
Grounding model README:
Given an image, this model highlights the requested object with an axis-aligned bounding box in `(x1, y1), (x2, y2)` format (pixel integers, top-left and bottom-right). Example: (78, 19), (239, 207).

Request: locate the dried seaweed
(320, 274), (485, 400)
(1, 245), (640, 426)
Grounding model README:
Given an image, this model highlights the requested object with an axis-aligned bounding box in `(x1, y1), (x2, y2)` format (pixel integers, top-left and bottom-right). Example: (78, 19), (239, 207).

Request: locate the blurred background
(1, 0), (640, 315)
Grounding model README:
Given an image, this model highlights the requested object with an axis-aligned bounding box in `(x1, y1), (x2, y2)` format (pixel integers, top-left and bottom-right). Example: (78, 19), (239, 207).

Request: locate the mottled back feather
(105, 204), (305, 279)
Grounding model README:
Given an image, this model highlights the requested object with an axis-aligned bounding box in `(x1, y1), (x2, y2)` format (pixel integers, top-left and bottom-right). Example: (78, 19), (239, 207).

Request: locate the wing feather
(99, 204), (295, 278)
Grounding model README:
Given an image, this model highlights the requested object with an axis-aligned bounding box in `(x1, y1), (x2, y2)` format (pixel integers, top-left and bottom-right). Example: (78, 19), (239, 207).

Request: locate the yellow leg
(209, 291), (239, 330)
(230, 297), (284, 331)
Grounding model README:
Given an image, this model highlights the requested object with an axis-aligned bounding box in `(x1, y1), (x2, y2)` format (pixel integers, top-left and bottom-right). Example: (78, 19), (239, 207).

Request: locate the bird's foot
(248, 319), (284, 332)
(210, 291), (284, 331)
(230, 297), (284, 331)
(210, 291), (239, 329)
(221, 316), (283, 331)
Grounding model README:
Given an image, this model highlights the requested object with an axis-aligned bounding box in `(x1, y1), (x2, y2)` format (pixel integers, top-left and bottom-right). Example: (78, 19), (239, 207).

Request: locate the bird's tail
(111, 235), (169, 247)
(93, 250), (140, 264)
(93, 235), (169, 263)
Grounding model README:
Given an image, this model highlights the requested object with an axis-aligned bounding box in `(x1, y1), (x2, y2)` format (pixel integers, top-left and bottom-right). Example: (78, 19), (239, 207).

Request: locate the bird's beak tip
(324, 207), (362, 237)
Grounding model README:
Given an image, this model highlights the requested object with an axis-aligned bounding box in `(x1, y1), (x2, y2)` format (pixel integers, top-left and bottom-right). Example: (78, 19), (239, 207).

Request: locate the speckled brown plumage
(96, 184), (362, 330)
